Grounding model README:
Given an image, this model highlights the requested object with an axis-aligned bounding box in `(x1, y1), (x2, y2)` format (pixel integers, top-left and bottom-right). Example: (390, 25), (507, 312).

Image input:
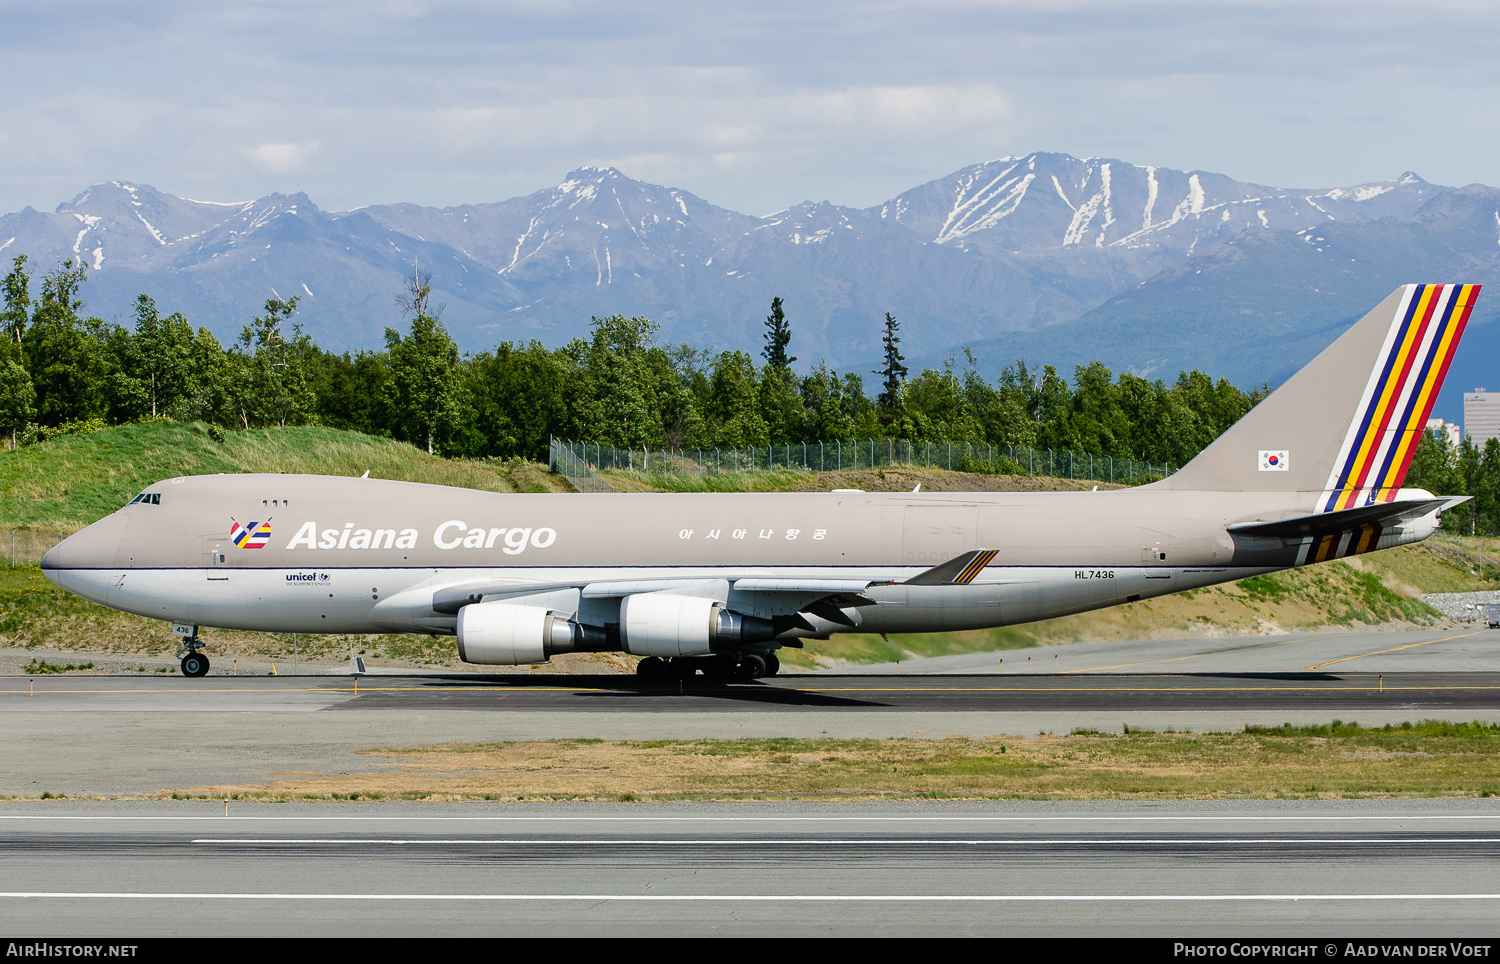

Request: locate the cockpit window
(128, 493), (161, 506)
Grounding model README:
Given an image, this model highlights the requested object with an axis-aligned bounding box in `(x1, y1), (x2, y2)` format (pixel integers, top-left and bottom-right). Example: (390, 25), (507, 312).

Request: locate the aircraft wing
(432, 576), (891, 615)
(1227, 497), (1463, 540)
(431, 552), (1000, 617)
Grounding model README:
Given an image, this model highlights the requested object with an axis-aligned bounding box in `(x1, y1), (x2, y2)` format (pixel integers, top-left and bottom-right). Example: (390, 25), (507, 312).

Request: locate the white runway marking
(188, 837), (1500, 846)
(4, 891), (1500, 903)
(6, 813), (1500, 823)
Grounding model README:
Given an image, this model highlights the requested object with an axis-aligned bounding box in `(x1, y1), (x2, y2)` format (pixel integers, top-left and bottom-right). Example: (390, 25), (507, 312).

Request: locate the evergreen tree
(761, 296), (794, 371)
(876, 312), (907, 418)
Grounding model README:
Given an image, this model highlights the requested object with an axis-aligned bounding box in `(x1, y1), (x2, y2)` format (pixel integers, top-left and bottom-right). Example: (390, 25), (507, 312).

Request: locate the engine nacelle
(619, 592), (777, 657)
(620, 592), (717, 658)
(457, 603), (580, 665)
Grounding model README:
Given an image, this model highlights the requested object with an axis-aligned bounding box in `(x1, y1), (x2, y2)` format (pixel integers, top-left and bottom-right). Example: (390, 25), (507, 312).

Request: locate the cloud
(248, 141), (318, 173)
(0, 1), (1499, 213)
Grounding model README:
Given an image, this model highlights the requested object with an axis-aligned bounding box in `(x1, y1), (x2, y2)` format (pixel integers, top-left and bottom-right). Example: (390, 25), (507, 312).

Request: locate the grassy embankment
(1, 421), (1495, 672)
(170, 721), (1500, 802)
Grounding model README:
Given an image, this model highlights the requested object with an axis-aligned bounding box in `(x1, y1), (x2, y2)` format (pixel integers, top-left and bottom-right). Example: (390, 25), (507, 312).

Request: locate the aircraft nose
(41, 514), (129, 572)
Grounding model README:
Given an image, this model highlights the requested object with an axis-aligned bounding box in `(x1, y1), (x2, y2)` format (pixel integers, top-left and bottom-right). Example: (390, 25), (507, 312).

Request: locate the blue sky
(1, 0), (1497, 213)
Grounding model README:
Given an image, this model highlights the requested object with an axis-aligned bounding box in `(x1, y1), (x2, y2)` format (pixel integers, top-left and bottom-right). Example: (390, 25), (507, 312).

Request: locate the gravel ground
(1420, 590), (1500, 621)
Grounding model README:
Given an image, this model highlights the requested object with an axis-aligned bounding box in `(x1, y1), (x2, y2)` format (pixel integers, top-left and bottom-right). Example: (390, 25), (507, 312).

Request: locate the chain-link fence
(551, 437), (1173, 491)
(0, 528), (73, 567)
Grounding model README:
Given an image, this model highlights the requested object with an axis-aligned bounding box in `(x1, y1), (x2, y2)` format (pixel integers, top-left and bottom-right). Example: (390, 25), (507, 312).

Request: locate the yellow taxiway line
(1301, 630), (1487, 670)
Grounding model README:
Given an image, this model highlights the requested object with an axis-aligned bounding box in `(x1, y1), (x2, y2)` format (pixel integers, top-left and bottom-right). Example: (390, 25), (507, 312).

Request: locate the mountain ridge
(0, 157), (1489, 424)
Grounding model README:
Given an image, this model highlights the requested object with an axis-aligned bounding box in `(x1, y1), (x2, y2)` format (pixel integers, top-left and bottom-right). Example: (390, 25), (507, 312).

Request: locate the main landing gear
(636, 652), (780, 681)
(178, 631), (210, 678)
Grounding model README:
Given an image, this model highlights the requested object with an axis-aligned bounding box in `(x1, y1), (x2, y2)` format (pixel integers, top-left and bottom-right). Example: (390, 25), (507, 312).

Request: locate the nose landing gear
(177, 630), (210, 677)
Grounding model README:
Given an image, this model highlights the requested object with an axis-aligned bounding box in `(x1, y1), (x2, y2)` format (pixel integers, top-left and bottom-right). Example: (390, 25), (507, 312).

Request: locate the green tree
(875, 312), (907, 423)
(902, 362), (984, 441)
(387, 314), (462, 455)
(1, 255), (30, 344)
(22, 260), (107, 426)
(706, 350), (769, 447)
(313, 348), (394, 439)
(761, 296), (794, 372)
(121, 295), (196, 419)
(172, 326), (233, 425)
(0, 338), (34, 446)
(798, 364), (878, 441)
(232, 295), (314, 428)
(465, 341), (571, 459)
(1405, 429), (1461, 492)
(565, 314), (681, 448)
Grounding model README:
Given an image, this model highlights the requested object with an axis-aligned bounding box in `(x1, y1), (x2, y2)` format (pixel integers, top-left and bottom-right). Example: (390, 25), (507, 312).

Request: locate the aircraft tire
(181, 653), (209, 678)
(737, 653), (767, 679)
(763, 653), (780, 677)
(635, 656), (666, 680)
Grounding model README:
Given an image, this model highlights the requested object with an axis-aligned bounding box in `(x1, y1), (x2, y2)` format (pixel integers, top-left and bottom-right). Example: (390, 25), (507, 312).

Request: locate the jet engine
(619, 592), (775, 658)
(456, 603), (604, 665)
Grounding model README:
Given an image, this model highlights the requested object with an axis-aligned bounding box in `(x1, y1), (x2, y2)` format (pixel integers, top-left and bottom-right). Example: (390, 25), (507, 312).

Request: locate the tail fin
(1167, 283), (1481, 503)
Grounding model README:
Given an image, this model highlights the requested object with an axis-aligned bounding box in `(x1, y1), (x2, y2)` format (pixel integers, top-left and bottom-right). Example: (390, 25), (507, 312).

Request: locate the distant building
(1464, 390), (1500, 447)
(1426, 418), (1462, 450)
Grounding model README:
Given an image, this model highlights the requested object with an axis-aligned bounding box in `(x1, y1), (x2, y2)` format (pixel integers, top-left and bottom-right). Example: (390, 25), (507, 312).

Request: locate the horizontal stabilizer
(1227, 497), (1461, 540)
(903, 549), (999, 586)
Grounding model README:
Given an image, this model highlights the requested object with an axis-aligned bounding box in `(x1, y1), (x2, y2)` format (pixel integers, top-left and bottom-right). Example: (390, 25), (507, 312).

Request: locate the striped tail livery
(1320, 283), (1480, 512)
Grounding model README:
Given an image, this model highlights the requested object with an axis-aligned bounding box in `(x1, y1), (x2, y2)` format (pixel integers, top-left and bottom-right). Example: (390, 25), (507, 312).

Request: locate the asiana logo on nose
(230, 517), (272, 549)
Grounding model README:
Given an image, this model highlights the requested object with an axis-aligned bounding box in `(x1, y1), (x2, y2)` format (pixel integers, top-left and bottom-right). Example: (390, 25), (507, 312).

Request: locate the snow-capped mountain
(0, 157), (1478, 382)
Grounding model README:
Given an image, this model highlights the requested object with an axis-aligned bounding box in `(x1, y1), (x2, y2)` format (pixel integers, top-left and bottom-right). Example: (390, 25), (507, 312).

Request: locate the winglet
(903, 549), (998, 586)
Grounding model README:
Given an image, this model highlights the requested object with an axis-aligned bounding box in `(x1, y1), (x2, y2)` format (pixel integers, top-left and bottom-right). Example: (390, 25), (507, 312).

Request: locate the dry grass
(175, 722), (1500, 802)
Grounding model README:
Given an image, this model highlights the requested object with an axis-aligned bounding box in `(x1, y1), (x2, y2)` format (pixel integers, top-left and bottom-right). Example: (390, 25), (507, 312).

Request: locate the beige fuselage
(40, 473), (1436, 641)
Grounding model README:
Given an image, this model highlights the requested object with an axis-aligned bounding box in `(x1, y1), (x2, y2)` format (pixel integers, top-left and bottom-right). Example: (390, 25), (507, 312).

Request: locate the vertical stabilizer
(1166, 283), (1480, 502)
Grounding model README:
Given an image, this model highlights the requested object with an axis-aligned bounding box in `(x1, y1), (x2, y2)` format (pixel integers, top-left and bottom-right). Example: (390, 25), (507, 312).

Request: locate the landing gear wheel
(763, 653), (780, 677)
(181, 652), (209, 677)
(736, 653), (767, 679)
(636, 656), (667, 680)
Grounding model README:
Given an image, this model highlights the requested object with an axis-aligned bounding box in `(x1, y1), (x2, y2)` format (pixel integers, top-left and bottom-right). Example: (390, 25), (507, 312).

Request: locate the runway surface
(4, 627), (1500, 797)
(7, 667), (1500, 713)
(3, 800), (1500, 936)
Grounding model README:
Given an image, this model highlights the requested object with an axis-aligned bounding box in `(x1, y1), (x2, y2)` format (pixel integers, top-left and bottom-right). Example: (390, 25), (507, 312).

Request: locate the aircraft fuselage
(40, 473), (1437, 641)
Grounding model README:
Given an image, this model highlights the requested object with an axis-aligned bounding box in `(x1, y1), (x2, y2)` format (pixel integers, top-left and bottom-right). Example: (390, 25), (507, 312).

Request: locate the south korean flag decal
(1259, 450), (1289, 472)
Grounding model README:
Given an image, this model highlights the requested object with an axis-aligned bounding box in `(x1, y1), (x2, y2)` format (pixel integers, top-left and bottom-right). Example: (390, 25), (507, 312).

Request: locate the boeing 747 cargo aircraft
(42, 284), (1480, 679)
